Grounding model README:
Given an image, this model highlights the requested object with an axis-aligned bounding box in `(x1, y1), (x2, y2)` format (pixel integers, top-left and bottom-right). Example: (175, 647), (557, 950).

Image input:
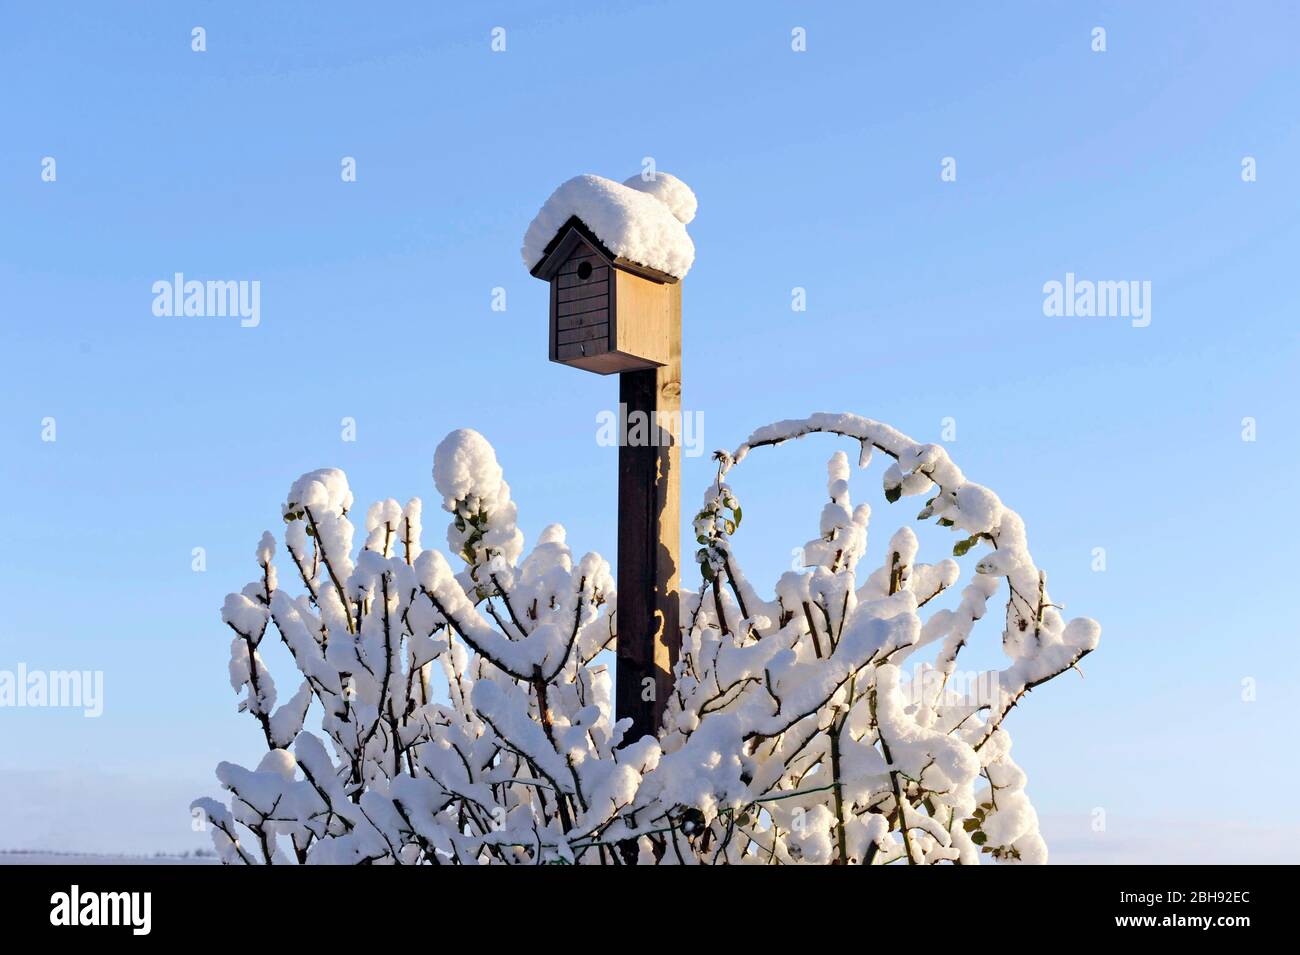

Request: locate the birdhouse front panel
(552, 239), (612, 368)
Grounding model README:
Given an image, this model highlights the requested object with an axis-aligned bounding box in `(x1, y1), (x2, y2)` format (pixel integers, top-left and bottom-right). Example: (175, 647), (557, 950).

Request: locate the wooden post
(615, 283), (681, 742)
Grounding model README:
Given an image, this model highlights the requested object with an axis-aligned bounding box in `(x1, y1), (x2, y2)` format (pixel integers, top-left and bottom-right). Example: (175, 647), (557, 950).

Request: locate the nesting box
(530, 216), (678, 375)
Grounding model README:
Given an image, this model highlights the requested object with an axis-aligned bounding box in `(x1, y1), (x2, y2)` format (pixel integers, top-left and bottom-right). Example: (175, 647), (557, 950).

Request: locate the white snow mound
(433, 429), (504, 510)
(522, 173), (696, 279)
(622, 172), (697, 225)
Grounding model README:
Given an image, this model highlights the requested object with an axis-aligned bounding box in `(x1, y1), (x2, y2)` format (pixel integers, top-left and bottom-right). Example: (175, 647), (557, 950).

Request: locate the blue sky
(2, 1), (1297, 860)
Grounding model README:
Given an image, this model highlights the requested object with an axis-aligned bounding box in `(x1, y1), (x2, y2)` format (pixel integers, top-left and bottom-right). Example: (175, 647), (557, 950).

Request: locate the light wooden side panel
(612, 270), (671, 368)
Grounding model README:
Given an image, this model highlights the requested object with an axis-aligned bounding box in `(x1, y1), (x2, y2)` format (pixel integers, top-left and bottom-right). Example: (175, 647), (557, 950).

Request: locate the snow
(255, 531), (275, 565)
(433, 429), (503, 509)
(284, 467), (353, 517)
(197, 413), (1097, 865)
(433, 428), (523, 566)
(621, 171), (697, 224)
(522, 173), (696, 279)
(221, 593), (267, 639)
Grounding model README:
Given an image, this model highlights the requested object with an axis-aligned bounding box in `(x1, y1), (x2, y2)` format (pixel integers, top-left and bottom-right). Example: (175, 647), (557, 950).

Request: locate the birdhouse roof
(523, 174), (696, 281)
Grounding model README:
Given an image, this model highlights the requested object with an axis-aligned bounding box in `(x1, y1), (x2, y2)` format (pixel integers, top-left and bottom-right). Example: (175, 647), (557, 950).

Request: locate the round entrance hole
(577, 261), (593, 280)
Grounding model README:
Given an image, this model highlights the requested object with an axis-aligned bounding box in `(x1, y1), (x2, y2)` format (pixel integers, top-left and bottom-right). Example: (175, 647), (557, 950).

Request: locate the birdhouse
(530, 217), (678, 375)
(523, 173), (696, 376)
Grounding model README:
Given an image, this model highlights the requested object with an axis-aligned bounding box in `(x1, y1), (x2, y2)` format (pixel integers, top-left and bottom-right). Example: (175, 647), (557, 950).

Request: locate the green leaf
(884, 485), (901, 504)
(971, 832), (988, 846)
(953, 535), (980, 557)
(937, 518), (955, 527)
(962, 818), (979, 832)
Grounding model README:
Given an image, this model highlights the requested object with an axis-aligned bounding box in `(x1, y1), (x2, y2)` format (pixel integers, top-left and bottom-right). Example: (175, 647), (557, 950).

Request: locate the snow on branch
(194, 415), (1097, 864)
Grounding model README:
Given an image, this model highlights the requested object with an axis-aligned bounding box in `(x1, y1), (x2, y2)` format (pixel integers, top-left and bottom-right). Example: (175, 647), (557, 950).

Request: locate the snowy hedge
(194, 414), (1098, 864)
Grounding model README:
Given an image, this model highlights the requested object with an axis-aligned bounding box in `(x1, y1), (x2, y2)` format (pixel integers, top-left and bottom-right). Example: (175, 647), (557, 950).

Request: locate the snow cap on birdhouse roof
(523, 173), (697, 282)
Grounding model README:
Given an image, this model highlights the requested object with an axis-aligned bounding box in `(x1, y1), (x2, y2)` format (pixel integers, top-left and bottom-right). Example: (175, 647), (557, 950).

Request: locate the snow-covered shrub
(194, 414), (1098, 864)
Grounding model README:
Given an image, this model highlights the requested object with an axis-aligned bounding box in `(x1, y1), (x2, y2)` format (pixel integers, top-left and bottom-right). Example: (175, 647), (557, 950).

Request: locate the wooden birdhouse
(529, 216), (679, 375)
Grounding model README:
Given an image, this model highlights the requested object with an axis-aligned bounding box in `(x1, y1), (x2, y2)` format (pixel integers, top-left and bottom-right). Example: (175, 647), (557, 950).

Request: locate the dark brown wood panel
(557, 310), (609, 331)
(563, 351), (625, 375)
(557, 322), (608, 345)
(556, 281), (608, 305)
(555, 339), (609, 361)
(557, 299), (609, 320)
(559, 251), (603, 274)
(556, 266), (610, 289)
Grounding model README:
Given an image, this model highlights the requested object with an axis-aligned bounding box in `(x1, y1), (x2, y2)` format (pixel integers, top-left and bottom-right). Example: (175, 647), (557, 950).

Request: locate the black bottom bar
(0, 863), (1280, 939)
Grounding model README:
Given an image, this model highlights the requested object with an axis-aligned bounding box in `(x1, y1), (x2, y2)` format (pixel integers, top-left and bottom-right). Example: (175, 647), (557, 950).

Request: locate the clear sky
(2, 2), (1297, 860)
